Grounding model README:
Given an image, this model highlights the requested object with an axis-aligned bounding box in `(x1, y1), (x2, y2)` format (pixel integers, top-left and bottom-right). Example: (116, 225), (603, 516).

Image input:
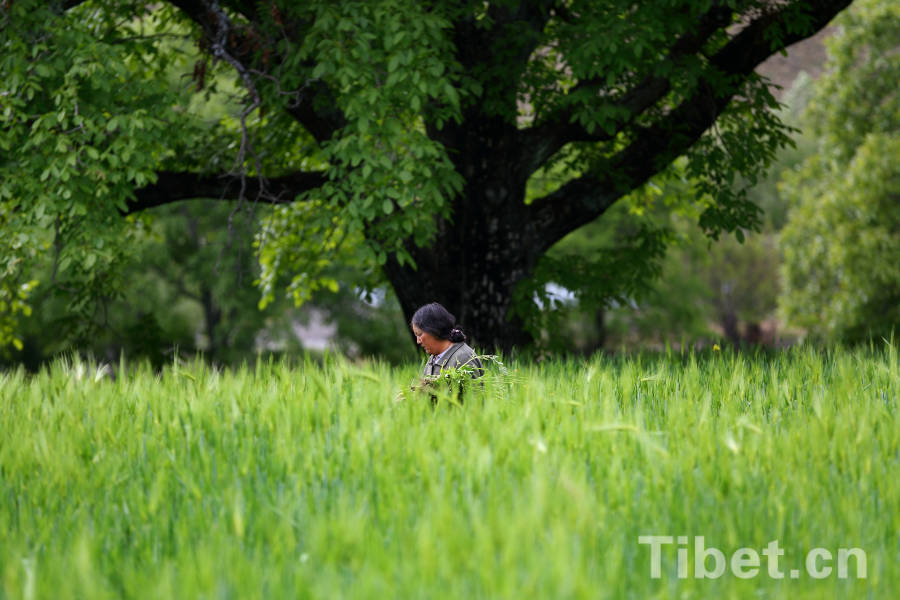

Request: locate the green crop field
(1, 346), (898, 599)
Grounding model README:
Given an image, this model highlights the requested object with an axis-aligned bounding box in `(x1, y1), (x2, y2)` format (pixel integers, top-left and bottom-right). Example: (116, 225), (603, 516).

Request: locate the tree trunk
(720, 309), (741, 347)
(384, 121), (539, 352)
(590, 308), (607, 354)
(384, 200), (534, 353)
(201, 285), (222, 361)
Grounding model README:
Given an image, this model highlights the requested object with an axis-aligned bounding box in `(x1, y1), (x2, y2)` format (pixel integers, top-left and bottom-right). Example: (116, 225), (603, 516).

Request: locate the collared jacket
(423, 342), (484, 378)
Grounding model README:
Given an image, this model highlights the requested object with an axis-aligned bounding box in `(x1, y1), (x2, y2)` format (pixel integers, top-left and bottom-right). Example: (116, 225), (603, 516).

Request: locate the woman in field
(411, 302), (483, 379)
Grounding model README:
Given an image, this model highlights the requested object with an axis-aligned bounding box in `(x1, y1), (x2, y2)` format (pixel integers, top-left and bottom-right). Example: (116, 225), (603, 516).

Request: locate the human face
(412, 324), (445, 356)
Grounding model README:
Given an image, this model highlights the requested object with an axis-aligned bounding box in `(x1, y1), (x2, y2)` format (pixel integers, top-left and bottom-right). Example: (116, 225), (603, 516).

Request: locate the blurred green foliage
(4, 200), (419, 369)
(779, 0), (900, 342)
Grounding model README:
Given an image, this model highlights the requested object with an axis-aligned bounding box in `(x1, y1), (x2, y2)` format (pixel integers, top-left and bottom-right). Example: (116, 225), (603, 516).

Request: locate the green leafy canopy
(1, 0), (850, 350)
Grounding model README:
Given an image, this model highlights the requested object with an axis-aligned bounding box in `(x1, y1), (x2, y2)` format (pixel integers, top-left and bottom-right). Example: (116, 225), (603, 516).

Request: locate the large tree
(1, 0), (852, 351)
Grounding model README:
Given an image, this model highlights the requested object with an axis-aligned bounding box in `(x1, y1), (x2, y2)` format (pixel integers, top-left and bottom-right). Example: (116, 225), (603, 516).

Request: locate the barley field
(1, 346), (898, 599)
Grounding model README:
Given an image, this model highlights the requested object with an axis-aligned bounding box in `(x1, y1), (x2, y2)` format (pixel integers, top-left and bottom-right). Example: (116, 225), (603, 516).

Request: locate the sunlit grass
(1, 345), (897, 598)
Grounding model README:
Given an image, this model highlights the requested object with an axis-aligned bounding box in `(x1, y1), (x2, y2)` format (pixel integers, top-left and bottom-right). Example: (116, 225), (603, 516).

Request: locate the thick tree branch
(525, 176), (617, 253)
(607, 0), (853, 179)
(284, 78), (347, 143)
(126, 170), (326, 215)
(526, 0), (853, 248)
(521, 2), (735, 172)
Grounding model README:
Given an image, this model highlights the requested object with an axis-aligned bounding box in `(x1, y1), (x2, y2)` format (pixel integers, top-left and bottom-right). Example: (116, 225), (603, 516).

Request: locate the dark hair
(411, 302), (467, 343)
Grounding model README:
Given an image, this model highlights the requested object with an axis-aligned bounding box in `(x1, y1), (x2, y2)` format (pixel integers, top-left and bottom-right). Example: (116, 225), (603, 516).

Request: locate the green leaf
(442, 82), (459, 108)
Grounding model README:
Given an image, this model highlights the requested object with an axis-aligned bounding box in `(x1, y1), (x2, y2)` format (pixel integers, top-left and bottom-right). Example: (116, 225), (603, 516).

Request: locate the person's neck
(432, 339), (453, 357)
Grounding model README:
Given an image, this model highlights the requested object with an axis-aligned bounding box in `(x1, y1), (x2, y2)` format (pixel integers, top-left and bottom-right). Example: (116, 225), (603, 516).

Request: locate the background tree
(1, 0), (853, 353)
(779, 0), (899, 342)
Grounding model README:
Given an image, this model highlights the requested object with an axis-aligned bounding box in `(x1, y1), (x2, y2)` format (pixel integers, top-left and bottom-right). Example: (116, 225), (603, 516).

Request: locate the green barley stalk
(0, 345), (897, 598)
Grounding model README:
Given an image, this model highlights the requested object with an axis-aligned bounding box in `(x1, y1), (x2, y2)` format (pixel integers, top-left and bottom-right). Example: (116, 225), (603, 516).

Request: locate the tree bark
(385, 118), (555, 352)
(383, 200), (535, 353)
